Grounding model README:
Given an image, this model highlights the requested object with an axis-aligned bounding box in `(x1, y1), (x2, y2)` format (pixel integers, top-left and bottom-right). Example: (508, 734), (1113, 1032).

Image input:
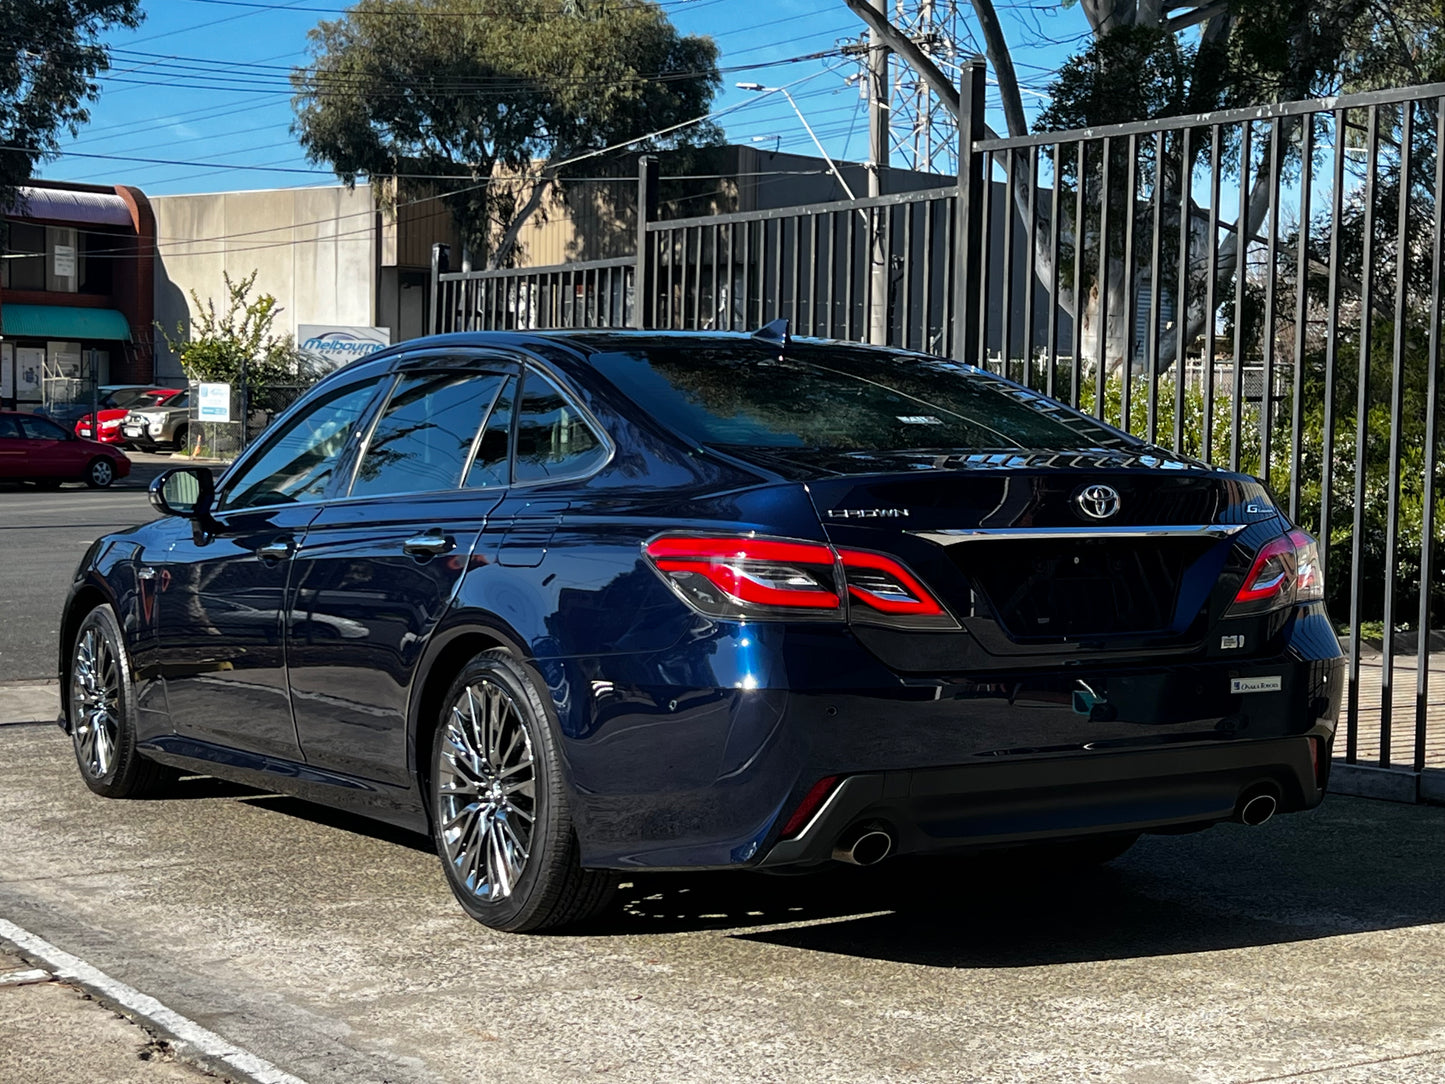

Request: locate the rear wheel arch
(409, 620), (529, 809)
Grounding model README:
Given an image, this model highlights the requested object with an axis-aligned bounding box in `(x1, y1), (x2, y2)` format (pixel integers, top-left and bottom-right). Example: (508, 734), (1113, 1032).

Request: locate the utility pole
(867, 0), (890, 346)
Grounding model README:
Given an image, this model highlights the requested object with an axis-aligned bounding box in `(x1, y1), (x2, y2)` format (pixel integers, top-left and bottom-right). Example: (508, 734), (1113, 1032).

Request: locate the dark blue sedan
(57, 329), (1344, 931)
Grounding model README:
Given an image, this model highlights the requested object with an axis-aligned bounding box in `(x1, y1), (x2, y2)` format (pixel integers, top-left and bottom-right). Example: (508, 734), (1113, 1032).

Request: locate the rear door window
(512, 369), (608, 484)
(465, 377), (514, 489)
(351, 371), (507, 498)
(18, 416), (68, 441)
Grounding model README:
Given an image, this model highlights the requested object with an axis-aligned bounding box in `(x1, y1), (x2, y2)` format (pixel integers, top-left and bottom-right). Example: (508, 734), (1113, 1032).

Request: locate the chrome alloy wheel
(436, 681), (537, 901)
(72, 625), (121, 778)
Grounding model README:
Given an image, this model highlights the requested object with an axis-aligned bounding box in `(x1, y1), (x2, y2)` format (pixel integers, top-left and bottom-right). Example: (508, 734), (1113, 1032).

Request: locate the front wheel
(171, 424), (189, 452)
(429, 650), (614, 932)
(69, 606), (175, 798)
(85, 457), (115, 488)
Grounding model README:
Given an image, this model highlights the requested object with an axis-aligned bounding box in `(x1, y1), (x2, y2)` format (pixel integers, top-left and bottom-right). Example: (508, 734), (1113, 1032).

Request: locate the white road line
(0, 918), (309, 1084)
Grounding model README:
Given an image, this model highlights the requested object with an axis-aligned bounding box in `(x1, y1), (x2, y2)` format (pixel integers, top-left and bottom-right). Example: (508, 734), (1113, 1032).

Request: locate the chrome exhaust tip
(1237, 789), (1280, 826)
(832, 826), (894, 866)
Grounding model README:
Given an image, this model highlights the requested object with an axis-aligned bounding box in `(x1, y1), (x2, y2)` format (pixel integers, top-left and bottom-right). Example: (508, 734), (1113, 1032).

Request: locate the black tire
(68, 605), (176, 798)
(85, 457), (116, 488)
(428, 649), (614, 932)
(172, 425), (189, 452)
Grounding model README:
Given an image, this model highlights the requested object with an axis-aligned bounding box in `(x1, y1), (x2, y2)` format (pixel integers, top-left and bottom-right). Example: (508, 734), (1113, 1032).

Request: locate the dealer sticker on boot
(1231, 676), (1283, 694)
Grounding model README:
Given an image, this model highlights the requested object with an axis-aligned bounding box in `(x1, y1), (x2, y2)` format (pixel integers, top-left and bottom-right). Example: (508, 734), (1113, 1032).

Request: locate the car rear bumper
(757, 735), (1326, 867)
(561, 613), (1344, 871)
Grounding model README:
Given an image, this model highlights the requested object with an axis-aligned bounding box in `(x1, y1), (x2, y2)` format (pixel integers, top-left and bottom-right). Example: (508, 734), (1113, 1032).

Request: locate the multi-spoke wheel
(69, 605), (174, 798)
(429, 650), (614, 932)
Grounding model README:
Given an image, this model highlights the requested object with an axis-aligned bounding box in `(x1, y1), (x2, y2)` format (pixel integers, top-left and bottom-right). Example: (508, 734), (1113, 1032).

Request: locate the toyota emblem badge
(1075, 484), (1122, 520)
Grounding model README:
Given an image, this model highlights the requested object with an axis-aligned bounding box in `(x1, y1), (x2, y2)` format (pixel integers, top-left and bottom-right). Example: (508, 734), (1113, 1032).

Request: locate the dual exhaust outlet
(829, 783), (1280, 865)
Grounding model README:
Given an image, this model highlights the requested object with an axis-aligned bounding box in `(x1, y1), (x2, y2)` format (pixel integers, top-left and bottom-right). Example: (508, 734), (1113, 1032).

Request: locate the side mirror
(149, 467), (215, 520)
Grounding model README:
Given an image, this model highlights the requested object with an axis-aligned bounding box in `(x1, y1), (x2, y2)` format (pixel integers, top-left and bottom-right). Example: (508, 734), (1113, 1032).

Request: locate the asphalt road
(2, 711), (1445, 1084)
(0, 458), (173, 682)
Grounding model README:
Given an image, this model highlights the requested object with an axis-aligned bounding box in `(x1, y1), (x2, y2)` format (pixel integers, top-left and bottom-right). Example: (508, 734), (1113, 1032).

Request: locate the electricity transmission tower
(853, 0), (971, 176)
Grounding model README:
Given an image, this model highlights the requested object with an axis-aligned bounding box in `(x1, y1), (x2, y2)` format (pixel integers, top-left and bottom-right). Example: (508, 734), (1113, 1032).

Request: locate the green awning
(0, 304), (132, 341)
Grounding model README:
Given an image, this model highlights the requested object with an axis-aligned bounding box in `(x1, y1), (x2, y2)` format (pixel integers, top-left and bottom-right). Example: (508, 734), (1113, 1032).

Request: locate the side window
(351, 371), (506, 498)
(0, 416), (20, 439)
(222, 381), (379, 511)
(513, 369), (608, 484)
(19, 416), (67, 441)
(465, 377), (514, 489)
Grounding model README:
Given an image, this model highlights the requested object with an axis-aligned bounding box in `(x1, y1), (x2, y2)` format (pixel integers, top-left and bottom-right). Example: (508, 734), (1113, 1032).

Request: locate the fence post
(952, 57), (987, 364)
(428, 242), (450, 336)
(634, 155), (659, 329)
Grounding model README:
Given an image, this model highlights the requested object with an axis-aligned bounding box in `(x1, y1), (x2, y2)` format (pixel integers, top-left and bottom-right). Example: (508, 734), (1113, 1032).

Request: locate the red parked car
(75, 387), (184, 445)
(0, 411), (131, 488)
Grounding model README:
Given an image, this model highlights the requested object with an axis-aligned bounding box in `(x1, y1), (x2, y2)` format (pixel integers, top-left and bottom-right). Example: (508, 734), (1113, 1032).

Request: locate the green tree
(161, 271), (310, 398)
(0, 0), (142, 215)
(291, 0), (721, 268)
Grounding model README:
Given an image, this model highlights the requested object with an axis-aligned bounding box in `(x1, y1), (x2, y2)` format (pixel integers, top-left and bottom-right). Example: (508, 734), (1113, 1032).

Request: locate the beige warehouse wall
(150, 185), (377, 380)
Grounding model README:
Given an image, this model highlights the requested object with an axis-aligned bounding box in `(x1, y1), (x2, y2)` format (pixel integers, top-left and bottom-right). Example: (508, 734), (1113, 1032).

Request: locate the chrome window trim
(911, 524), (1249, 545)
(457, 375), (512, 491)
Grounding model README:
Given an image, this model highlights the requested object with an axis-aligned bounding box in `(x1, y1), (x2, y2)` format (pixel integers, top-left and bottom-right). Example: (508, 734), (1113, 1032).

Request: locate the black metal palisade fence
(431, 62), (1445, 804)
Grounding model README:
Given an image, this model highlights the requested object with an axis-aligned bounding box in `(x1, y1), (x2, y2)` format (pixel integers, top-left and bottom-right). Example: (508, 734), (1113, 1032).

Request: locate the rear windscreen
(589, 344), (1135, 452)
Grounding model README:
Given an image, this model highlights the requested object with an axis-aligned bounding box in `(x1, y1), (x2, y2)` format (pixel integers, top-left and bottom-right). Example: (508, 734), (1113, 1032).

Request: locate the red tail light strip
(646, 537), (842, 612)
(644, 534), (956, 627)
(837, 548), (946, 616)
(1228, 529), (1325, 615)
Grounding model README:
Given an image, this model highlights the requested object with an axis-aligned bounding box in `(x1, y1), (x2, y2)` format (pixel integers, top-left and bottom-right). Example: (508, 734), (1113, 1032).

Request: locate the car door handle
(402, 532), (455, 559)
(257, 539), (295, 564)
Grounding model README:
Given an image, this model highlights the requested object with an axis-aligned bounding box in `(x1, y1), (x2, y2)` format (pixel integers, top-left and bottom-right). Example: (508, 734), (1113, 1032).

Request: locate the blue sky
(40, 0), (1088, 196)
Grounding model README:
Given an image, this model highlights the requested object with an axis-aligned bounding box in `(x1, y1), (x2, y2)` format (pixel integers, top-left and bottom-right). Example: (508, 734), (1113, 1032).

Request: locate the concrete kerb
(0, 684), (60, 727)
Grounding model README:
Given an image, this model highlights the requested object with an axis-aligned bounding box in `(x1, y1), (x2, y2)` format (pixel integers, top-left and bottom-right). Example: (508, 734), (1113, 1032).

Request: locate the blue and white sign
(197, 382), (231, 422)
(298, 324), (391, 372)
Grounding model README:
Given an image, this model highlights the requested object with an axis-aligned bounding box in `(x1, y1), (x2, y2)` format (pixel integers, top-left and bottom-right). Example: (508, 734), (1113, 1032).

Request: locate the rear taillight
(837, 548), (956, 629)
(645, 536), (844, 620)
(644, 534), (955, 628)
(1227, 529), (1325, 616)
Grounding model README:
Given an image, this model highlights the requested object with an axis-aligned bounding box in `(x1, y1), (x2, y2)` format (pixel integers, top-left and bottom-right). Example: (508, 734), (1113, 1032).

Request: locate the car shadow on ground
(167, 775), (1445, 964)
(595, 797), (1445, 965)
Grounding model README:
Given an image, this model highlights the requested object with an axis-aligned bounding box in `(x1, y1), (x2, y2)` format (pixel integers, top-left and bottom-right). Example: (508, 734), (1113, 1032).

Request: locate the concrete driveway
(2, 689), (1444, 1084)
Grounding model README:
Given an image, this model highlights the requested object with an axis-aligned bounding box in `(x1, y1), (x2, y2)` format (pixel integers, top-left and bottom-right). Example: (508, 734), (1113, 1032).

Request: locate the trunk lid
(778, 450), (1281, 670)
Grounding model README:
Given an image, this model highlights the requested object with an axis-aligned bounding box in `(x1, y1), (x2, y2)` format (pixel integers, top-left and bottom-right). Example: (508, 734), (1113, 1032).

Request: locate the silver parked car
(121, 390), (190, 451)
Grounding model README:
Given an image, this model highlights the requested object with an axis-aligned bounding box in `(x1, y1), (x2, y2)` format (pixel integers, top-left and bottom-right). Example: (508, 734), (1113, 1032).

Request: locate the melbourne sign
(298, 324), (391, 371)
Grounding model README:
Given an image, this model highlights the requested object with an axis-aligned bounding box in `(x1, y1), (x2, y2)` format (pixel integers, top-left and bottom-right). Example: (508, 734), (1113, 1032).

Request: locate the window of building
(2, 222), (45, 291)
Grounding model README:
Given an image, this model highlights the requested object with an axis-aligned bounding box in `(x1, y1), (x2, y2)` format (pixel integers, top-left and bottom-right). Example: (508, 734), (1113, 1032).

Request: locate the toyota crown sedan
(57, 329), (1344, 932)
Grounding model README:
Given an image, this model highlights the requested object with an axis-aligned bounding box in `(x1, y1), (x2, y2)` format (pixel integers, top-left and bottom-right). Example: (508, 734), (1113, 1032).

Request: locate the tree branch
(969, 0), (1027, 137)
(487, 162), (561, 270)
